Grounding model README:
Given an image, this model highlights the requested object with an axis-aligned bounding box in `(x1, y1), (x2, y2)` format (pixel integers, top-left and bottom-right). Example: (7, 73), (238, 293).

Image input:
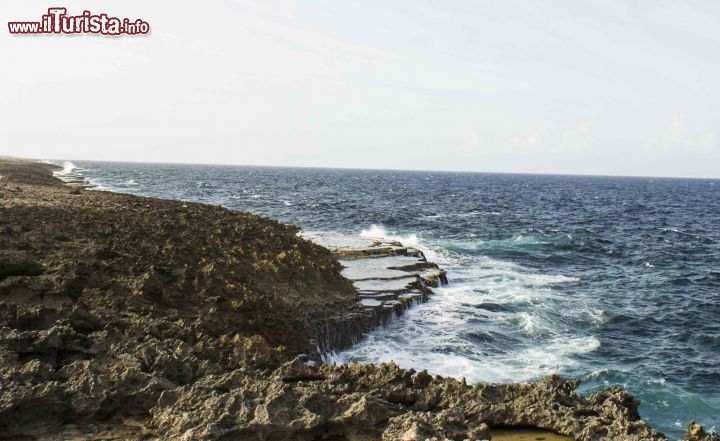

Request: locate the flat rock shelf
(52, 165), (97, 189)
(302, 231), (448, 355)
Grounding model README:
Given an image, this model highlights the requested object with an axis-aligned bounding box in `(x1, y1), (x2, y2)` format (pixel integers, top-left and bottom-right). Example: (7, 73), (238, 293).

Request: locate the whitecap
(359, 224), (420, 248)
(86, 179), (109, 191)
(52, 161), (76, 176)
(588, 308), (607, 323)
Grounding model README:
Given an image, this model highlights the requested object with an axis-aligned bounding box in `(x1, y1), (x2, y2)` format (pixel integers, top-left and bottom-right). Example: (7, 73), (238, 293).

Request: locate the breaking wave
(337, 225), (597, 384)
(52, 160), (76, 176)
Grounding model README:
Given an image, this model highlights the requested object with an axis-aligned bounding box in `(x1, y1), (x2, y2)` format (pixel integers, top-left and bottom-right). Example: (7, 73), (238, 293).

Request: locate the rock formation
(302, 231), (448, 353)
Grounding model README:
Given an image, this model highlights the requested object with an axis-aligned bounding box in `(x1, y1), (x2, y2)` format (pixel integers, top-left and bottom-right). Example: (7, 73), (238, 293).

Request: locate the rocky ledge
(0, 158), (716, 441)
(303, 231), (447, 356)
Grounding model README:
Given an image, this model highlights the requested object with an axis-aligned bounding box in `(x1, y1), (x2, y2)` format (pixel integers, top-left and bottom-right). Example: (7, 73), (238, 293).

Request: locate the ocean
(61, 160), (719, 439)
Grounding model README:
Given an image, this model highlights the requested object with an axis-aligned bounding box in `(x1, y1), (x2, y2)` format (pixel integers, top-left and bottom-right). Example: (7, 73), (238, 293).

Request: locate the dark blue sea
(62, 160), (719, 438)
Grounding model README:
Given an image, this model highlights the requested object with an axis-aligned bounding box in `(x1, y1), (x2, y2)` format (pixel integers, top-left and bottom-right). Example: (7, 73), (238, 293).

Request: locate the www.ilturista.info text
(8, 8), (150, 35)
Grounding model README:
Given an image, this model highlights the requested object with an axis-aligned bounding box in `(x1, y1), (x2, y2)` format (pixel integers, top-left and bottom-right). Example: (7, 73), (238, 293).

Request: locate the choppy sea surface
(60, 160), (719, 438)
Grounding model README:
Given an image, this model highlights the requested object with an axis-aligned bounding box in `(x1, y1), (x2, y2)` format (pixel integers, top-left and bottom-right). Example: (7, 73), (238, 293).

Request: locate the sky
(1, 0), (719, 178)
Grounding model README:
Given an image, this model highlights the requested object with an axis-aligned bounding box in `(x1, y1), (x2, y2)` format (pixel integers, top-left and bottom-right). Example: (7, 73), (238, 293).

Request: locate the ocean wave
(452, 256), (580, 288)
(420, 210), (484, 220)
(337, 321), (601, 384)
(358, 224), (452, 265)
(336, 245), (598, 384)
(512, 335), (601, 373)
(335, 222), (598, 386)
(440, 232), (577, 253)
(359, 224), (419, 248)
(52, 161), (76, 176)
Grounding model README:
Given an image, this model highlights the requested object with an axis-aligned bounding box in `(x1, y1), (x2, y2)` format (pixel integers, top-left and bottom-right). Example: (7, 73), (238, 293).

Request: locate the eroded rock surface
(303, 231), (448, 353)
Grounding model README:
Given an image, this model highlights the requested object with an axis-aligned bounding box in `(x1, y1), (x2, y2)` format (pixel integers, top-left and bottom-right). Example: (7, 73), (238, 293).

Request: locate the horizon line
(44, 157), (718, 181)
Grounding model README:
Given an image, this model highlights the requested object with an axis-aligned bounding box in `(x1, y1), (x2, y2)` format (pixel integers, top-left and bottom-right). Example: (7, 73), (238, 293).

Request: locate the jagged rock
(684, 420), (720, 441)
(146, 361), (669, 440)
(304, 231), (449, 353)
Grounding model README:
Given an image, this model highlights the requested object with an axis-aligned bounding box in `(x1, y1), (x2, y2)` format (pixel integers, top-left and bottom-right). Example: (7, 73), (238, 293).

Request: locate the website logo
(8, 7), (150, 36)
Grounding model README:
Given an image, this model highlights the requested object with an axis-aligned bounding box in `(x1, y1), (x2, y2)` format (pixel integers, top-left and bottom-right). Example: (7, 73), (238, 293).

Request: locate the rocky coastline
(0, 158), (716, 440)
(302, 231), (448, 355)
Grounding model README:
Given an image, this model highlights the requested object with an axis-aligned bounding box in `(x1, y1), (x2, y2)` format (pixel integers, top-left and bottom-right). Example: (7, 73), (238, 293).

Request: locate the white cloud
(651, 112), (717, 153)
(558, 121), (594, 152)
(465, 121), (595, 156)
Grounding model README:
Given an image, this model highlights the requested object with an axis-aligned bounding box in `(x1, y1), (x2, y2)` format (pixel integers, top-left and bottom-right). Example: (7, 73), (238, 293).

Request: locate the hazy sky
(2, 1), (719, 177)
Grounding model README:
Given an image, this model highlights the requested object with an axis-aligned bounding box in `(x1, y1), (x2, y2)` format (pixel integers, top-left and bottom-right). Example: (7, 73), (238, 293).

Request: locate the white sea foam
(357, 224), (455, 265)
(512, 234), (547, 245)
(518, 311), (546, 335)
(334, 226), (599, 385)
(587, 307), (607, 323)
(53, 161), (76, 176)
(360, 224), (419, 248)
(337, 320), (601, 384)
